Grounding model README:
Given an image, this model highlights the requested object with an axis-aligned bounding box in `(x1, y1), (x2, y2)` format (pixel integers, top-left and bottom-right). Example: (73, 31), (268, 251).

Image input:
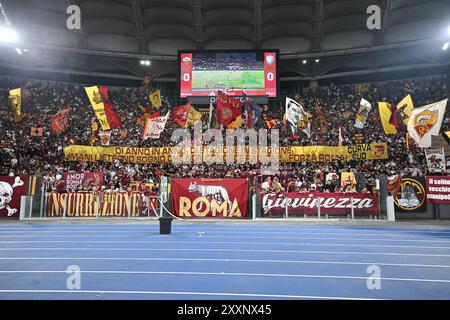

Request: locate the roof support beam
(281, 61), (450, 81)
(192, 0), (205, 49)
(129, 0), (147, 53)
(253, 0), (263, 49)
(312, 0), (324, 51)
(375, 0), (392, 46)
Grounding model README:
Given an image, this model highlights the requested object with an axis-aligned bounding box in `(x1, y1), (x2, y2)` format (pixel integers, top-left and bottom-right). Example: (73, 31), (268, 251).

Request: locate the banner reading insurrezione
(46, 192), (157, 218)
(425, 176), (450, 204)
(64, 143), (388, 164)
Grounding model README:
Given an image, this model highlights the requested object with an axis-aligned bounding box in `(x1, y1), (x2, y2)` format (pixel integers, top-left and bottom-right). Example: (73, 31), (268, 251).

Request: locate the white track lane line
(1, 270), (450, 284)
(1, 230), (449, 238)
(1, 234), (450, 243)
(1, 240), (449, 249)
(1, 247), (450, 257)
(1, 257), (450, 268)
(0, 289), (383, 300)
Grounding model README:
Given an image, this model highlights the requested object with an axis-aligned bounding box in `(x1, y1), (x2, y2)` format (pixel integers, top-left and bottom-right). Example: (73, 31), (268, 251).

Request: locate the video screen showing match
(180, 50), (277, 98)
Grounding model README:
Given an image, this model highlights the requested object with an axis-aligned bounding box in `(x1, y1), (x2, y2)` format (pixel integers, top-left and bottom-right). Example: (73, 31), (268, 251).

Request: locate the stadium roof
(0, 0), (449, 84)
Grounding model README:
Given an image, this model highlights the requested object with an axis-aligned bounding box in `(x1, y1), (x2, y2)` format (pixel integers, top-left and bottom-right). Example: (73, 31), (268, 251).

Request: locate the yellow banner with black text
(64, 143), (388, 164)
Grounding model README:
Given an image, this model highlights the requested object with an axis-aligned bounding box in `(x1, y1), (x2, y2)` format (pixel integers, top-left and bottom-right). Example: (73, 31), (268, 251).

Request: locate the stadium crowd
(0, 73), (449, 193)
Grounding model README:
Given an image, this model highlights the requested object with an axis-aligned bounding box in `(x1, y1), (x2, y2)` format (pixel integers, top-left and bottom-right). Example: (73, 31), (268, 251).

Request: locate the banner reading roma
(425, 176), (450, 204)
(261, 192), (380, 216)
(0, 176), (28, 218)
(46, 192), (157, 218)
(171, 178), (249, 218)
(64, 143), (388, 164)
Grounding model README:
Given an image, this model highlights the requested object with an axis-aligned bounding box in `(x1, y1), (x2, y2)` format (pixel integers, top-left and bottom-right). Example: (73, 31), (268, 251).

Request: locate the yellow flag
(149, 89), (162, 109)
(227, 115), (243, 130)
(84, 86), (110, 130)
(91, 121), (99, 133)
(9, 88), (22, 123)
(341, 172), (356, 188)
(378, 95), (414, 134)
(378, 102), (396, 134)
(185, 106), (202, 128)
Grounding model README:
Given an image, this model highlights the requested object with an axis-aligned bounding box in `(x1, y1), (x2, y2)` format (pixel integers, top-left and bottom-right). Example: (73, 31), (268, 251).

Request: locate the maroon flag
(217, 91), (243, 126)
(99, 87), (123, 129)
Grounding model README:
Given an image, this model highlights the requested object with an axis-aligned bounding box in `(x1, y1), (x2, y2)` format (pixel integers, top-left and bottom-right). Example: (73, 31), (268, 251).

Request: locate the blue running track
(1, 223), (450, 300)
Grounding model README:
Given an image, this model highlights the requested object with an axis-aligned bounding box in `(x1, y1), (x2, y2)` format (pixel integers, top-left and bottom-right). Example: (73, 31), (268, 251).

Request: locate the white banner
(142, 112), (169, 140)
(285, 97), (311, 138)
(407, 99), (448, 148)
(354, 98), (372, 129)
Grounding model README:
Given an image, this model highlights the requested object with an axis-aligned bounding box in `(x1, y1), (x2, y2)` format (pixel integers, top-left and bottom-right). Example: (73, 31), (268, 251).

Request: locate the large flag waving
(142, 112), (170, 140)
(8, 88), (22, 123)
(407, 99), (448, 148)
(354, 98), (372, 129)
(244, 98), (263, 129)
(172, 103), (202, 128)
(51, 107), (71, 134)
(378, 95), (414, 134)
(85, 86), (122, 130)
(285, 97), (312, 138)
(217, 91), (243, 126)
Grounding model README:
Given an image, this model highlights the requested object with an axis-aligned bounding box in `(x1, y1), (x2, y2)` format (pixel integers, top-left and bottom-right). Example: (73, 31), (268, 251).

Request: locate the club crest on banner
(374, 145), (386, 158)
(413, 109), (438, 138)
(266, 55), (275, 65)
(393, 178), (426, 211)
(182, 56), (191, 66)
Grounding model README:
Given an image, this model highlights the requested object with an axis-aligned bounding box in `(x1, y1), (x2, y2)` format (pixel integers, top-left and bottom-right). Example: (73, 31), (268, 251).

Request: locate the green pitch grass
(192, 70), (265, 90)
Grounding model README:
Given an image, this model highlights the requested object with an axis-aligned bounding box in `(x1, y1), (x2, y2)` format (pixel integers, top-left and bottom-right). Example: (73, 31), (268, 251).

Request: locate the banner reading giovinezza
(0, 176), (27, 218)
(171, 178), (249, 218)
(426, 176), (450, 204)
(261, 192), (380, 216)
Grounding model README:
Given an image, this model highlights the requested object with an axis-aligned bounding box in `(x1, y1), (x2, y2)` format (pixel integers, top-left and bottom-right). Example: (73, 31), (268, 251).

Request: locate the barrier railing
(20, 191), (161, 220)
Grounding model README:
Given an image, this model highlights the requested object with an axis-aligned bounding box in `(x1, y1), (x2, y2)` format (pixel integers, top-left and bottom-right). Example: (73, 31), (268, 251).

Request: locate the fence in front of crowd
(257, 192), (381, 220)
(4, 175), (450, 221)
(20, 191), (161, 220)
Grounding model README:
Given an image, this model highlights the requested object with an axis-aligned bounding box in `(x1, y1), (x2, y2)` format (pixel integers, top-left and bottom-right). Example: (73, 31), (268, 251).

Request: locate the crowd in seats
(0, 74), (449, 193)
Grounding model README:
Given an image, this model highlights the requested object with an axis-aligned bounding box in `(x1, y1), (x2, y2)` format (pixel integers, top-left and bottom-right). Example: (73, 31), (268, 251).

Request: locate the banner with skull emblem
(0, 176), (27, 218)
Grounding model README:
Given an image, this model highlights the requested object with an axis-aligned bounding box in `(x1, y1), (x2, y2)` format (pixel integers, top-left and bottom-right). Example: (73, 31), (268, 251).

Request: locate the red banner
(46, 192), (157, 218)
(64, 172), (104, 192)
(171, 178), (249, 218)
(426, 176), (450, 204)
(0, 176), (28, 218)
(261, 192), (380, 216)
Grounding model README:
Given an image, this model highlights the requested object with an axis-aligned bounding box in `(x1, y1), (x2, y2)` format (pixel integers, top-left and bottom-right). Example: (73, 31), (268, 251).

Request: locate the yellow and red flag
(172, 103), (202, 128)
(378, 95), (414, 134)
(85, 86), (122, 130)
